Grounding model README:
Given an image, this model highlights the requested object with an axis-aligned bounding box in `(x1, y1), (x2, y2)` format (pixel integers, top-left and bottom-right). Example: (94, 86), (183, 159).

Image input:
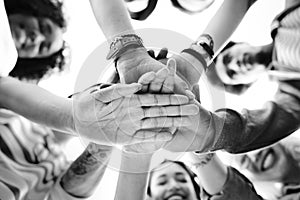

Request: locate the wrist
(116, 47), (148, 83)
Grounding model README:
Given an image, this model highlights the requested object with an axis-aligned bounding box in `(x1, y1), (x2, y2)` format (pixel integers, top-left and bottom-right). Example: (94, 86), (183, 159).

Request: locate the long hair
(147, 160), (201, 200)
(5, 0), (70, 81)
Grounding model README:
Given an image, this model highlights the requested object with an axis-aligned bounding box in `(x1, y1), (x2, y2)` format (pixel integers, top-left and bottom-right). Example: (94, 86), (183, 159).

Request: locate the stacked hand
(72, 80), (199, 146)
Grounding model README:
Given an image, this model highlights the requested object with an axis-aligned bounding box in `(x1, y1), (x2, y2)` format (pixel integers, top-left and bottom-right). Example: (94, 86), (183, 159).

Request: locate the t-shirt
(0, 0), (17, 77)
(0, 109), (83, 200)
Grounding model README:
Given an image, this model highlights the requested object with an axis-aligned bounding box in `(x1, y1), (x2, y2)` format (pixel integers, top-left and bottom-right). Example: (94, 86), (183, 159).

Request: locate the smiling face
(215, 43), (267, 85)
(8, 13), (63, 58)
(233, 143), (298, 182)
(149, 162), (198, 200)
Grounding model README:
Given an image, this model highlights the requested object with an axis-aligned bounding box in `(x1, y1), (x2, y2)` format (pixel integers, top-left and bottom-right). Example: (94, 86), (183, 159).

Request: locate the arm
(213, 81), (300, 153)
(60, 143), (113, 198)
(200, 0), (256, 54)
(89, 0), (191, 98)
(89, 0), (134, 41)
(190, 153), (262, 200)
(0, 76), (75, 134)
(115, 151), (153, 200)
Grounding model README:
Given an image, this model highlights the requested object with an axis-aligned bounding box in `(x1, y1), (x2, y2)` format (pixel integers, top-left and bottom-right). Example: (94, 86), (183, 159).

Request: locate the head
(4, 0), (70, 83)
(232, 137), (300, 183)
(147, 160), (200, 200)
(214, 41), (270, 85)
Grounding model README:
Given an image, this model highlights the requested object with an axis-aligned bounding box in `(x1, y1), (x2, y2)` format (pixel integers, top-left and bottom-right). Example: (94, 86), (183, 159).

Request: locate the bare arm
(0, 76), (75, 134)
(190, 153), (262, 199)
(89, 0), (134, 41)
(60, 143), (113, 198)
(200, 0), (255, 54)
(114, 152), (152, 200)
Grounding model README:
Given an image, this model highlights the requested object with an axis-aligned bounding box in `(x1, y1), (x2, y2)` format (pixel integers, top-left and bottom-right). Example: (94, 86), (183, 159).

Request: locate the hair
(4, 0), (70, 82)
(207, 41), (253, 95)
(147, 160), (201, 200)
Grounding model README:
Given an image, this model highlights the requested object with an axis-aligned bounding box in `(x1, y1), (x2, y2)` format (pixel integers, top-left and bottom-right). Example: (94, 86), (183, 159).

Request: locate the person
(4, 0), (69, 81)
(231, 136), (300, 199)
(0, 41), (115, 199)
(206, 41), (274, 94)
(114, 142), (261, 200)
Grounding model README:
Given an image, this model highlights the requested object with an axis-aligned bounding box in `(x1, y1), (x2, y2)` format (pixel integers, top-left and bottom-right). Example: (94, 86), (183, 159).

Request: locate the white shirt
(0, 0), (17, 77)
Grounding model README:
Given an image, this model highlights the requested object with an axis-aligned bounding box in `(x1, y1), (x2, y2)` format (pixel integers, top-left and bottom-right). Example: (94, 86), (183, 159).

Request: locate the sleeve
(200, 167), (263, 200)
(0, 0), (18, 77)
(212, 82), (300, 153)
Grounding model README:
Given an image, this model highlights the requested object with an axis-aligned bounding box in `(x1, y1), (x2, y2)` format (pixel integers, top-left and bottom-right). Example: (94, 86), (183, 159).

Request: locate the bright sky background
(39, 0), (286, 199)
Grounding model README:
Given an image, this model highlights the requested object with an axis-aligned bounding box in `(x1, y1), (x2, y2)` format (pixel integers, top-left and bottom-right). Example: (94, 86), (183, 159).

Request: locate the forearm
(200, 0), (253, 54)
(60, 143), (113, 198)
(89, 0), (134, 41)
(115, 152), (153, 200)
(192, 153), (227, 195)
(213, 88), (300, 153)
(0, 76), (75, 134)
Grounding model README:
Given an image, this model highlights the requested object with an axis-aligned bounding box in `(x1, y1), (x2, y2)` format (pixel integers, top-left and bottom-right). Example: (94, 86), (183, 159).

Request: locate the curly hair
(147, 160), (201, 200)
(4, 0), (70, 81)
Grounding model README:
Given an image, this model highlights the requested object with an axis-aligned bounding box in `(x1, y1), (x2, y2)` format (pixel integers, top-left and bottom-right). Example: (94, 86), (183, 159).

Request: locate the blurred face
(8, 14), (63, 58)
(150, 162), (198, 200)
(233, 143), (298, 182)
(215, 43), (267, 85)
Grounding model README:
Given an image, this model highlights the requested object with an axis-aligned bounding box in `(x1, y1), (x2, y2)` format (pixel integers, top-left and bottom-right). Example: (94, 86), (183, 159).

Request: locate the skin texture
(60, 144), (113, 197)
(8, 13), (63, 58)
(149, 162), (198, 200)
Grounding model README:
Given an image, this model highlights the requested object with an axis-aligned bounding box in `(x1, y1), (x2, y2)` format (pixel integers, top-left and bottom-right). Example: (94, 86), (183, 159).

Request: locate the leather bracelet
(198, 42), (214, 59)
(181, 48), (207, 71)
(106, 34), (145, 60)
(194, 34), (214, 59)
(198, 34), (214, 50)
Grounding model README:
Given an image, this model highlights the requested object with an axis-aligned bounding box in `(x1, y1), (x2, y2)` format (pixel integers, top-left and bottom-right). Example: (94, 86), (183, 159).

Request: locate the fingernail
(185, 90), (195, 100)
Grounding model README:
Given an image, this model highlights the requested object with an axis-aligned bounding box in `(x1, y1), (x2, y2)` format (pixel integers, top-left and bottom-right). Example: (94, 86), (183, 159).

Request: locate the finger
(161, 58), (176, 93)
(144, 104), (199, 117)
(141, 117), (192, 129)
(147, 49), (155, 59)
(156, 47), (168, 60)
(138, 71), (156, 92)
(149, 67), (168, 92)
(192, 84), (201, 102)
(94, 83), (142, 103)
(132, 94), (189, 106)
(132, 130), (173, 144)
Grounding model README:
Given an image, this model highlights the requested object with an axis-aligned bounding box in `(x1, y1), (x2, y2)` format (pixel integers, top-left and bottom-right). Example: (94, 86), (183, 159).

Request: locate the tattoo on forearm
(60, 143), (112, 193)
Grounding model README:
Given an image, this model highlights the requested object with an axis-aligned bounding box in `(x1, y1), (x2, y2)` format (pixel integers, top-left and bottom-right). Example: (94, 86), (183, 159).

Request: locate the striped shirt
(272, 2), (300, 73)
(0, 109), (82, 200)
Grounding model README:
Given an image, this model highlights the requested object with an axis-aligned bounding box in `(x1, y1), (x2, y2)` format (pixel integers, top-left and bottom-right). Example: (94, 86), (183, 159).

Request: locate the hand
(72, 83), (198, 146)
(171, 51), (207, 89)
(163, 100), (222, 152)
(117, 48), (194, 99)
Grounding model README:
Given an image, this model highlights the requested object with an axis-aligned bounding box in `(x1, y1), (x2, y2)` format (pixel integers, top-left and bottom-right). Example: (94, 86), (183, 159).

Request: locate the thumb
(167, 58), (177, 76)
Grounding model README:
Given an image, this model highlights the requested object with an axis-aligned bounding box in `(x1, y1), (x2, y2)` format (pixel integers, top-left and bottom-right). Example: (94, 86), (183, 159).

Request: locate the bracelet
(106, 34), (145, 60)
(194, 34), (214, 59)
(198, 34), (214, 50)
(192, 153), (215, 168)
(181, 48), (207, 71)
